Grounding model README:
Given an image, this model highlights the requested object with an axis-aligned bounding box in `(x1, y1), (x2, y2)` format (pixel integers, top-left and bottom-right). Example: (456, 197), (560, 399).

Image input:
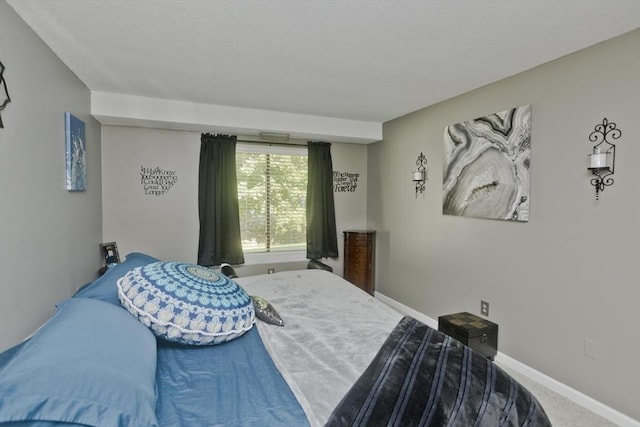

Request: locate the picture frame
(65, 112), (87, 191)
(100, 242), (120, 266)
(443, 105), (531, 222)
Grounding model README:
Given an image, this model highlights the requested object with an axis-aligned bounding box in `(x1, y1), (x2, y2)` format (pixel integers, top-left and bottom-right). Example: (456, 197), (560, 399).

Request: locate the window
(236, 143), (307, 260)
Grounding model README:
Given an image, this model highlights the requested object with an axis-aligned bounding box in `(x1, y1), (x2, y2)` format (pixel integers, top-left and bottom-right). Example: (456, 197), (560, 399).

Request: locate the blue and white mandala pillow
(117, 261), (255, 345)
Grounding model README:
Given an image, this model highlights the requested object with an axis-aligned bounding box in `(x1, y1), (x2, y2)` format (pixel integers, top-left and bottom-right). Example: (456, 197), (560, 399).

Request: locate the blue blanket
(326, 317), (551, 427)
(156, 327), (310, 427)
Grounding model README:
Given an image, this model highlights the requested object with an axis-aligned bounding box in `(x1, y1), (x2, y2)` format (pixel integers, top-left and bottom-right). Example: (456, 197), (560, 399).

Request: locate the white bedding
(237, 270), (403, 427)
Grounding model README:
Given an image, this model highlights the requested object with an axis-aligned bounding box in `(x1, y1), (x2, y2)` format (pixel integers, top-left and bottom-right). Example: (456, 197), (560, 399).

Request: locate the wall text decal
(333, 171), (359, 192)
(140, 166), (178, 196)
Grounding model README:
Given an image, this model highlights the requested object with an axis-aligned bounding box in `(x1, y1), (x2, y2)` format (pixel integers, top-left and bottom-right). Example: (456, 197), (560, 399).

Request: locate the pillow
(0, 298), (158, 427)
(117, 261), (255, 345)
(72, 252), (159, 305)
(252, 295), (284, 327)
(220, 263), (238, 278)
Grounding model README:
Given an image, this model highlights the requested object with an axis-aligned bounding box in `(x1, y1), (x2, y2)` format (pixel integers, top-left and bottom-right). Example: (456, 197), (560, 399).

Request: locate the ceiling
(7, 0), (640, 140)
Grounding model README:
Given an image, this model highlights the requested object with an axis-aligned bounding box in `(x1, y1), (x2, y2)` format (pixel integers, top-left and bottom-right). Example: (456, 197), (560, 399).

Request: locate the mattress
(237, 269), (550, 427)
(237, 269), (404, 426)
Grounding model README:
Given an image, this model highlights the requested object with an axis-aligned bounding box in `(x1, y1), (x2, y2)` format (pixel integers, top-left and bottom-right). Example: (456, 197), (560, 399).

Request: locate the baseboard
(375, 292), (438, 329)
(374, 291), (640, 427)
(495, 353), (640, 427)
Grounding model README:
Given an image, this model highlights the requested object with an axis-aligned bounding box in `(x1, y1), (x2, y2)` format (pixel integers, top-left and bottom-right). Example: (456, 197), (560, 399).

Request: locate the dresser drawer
(343, 230), (376, 295)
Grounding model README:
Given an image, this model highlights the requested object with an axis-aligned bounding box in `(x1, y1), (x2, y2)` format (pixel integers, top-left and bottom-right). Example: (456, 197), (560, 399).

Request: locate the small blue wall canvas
(443, 105), (531, 222)
(65, 112), (87, 191)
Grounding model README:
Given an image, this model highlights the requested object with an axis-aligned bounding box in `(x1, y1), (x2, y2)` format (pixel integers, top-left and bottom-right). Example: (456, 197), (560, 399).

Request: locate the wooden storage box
(438, 312), (498, 360)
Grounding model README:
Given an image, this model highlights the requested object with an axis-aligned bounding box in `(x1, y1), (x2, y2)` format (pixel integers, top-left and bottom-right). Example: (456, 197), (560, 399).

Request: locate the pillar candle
(590, 152), (607, 169)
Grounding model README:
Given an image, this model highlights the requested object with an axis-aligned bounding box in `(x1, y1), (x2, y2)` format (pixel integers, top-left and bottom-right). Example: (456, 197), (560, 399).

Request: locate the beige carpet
(496, 363), (618, 427)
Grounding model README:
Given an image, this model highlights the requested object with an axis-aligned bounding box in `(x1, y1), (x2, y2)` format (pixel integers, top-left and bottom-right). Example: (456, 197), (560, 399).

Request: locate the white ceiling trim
(91, 92), (382, 144)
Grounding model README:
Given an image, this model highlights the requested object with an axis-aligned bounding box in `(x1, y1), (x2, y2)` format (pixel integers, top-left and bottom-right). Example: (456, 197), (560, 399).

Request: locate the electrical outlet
(584, 338), (599, 360)
(481, 300), (490, 317)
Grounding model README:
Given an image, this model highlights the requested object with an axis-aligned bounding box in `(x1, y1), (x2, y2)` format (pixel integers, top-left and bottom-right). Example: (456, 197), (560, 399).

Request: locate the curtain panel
(306, 141), (338, 259)
(197, 133), (245, 266)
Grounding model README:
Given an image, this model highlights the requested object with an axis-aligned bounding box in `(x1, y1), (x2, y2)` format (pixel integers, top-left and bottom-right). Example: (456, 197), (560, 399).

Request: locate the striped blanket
(326, 317), (551, 427)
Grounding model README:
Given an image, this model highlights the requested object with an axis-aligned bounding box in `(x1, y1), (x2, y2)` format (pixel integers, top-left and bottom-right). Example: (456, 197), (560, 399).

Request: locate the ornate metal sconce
(587, 118), (620, 200)
(0, 59), (11, 129)
(412, 152), (427, 197)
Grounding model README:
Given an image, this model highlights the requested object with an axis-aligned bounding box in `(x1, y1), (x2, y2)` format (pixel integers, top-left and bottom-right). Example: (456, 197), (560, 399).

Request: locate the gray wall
(101, 125), (368, 275)
(5, 0), (636, 418)
(369, 29), (639, 419)
(0, 3), (103, 351)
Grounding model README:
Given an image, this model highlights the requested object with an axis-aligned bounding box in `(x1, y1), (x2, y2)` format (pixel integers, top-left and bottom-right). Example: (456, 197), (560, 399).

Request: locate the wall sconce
(0, 59), (11, 129)
(412, 152), (427, 197)
(587, 118), (620, 200)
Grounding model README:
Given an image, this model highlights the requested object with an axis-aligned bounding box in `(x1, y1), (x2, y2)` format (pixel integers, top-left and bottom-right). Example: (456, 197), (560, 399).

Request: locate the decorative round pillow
(117, 261), (255, 345)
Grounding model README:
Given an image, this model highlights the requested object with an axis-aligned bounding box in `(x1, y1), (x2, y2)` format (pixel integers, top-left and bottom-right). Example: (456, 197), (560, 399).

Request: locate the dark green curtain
(197, 133), (245, 266)
(306, 141), (338, 259)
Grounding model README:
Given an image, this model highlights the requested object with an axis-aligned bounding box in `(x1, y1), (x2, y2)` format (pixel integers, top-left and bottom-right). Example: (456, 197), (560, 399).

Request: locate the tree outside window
(236, 145), (307, 253)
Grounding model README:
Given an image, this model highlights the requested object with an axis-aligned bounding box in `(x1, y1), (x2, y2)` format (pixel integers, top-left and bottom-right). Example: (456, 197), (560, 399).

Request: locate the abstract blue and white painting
(65, 112), (87, 191)
(443, 105), (531, 222)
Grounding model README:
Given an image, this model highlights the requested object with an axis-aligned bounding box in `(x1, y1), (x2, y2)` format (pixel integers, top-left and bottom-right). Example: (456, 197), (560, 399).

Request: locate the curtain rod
(236, 138), (308, 147)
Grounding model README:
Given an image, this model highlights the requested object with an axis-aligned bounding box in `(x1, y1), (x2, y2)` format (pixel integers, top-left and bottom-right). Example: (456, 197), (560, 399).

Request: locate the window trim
(243, 249), (307, 264)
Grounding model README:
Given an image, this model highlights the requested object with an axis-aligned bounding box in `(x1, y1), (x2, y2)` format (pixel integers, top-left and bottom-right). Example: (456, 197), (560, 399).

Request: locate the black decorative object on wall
(412, 152), (427, 197)
(0, 60), (11, 128)
(587, 118), (620, 201)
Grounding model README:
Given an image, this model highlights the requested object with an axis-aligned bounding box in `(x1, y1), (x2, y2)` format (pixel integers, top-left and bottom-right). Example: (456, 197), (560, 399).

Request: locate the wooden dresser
(343, 230), (376, 295)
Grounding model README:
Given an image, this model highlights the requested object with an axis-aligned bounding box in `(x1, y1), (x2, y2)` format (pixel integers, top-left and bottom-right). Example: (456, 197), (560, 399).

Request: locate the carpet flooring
(496, 363), (619, 427)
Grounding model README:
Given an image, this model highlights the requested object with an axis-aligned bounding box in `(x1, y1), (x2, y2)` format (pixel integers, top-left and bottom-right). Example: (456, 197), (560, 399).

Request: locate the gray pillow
(252, 295), (284, 327)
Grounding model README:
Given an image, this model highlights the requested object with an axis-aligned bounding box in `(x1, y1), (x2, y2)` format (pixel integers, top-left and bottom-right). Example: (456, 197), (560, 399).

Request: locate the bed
(0, 252), (551, 427)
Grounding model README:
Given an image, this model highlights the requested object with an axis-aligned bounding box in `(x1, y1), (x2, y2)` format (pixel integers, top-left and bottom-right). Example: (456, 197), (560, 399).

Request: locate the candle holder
(587, 118), (620, 200)
(412, 152), (427, 197)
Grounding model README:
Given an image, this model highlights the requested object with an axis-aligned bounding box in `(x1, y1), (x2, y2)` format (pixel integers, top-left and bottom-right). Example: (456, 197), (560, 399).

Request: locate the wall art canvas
(65, 112), (87, 191)
(443, 105), (531, 221)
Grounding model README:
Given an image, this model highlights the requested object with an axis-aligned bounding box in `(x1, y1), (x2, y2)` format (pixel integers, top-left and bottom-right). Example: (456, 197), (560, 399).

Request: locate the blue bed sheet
(0, 298), (158, 427)
(156, 327), (309, 427)
(0, 250), (308, 427)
